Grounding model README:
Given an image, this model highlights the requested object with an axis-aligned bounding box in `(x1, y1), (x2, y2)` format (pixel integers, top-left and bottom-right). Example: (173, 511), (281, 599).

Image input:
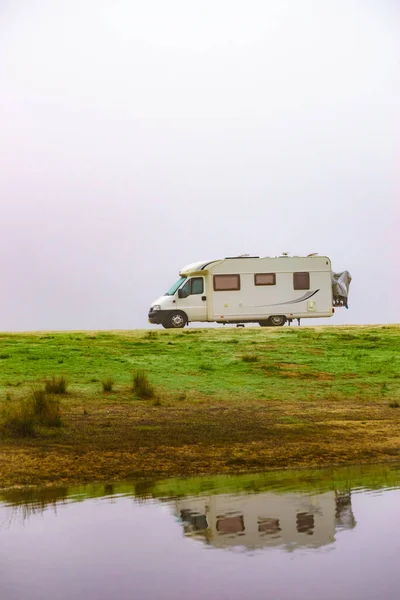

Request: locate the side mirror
(178, 289), (183, 299)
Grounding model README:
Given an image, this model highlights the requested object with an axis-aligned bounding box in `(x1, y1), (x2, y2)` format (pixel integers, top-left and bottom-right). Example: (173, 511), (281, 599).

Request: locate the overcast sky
(1, 0), (398, 330)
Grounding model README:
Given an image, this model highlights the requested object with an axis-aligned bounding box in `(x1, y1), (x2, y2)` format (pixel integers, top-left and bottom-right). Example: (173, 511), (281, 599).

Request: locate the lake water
(1, 465), (400, 600)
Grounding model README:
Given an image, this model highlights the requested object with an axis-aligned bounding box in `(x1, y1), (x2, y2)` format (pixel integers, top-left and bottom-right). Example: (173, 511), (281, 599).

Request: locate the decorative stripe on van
(250, 289), (320, 308)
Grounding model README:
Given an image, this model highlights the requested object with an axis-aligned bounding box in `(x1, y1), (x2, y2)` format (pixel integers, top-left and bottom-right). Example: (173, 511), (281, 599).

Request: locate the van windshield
(165, 277), (187, 296)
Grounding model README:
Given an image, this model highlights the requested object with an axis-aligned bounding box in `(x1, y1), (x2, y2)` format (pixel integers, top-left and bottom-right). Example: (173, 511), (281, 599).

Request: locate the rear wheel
(163, 311), (187, 329)
(268, 315), (286, 327)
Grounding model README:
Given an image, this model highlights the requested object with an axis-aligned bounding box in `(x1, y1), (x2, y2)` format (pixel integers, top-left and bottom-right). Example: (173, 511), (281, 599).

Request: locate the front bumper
(148, 309), (171, 324)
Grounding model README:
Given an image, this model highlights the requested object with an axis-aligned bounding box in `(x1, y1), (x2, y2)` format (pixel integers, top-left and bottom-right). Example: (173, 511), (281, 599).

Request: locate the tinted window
(179, 280), (191, 298)
(213, 275), (240, 291)
(293, 272), (310, 290)
(191, 278), (204, 295)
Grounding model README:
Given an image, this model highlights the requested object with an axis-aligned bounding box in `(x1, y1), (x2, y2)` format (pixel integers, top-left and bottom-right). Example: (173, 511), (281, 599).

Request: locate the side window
(293, 272), (310, 290)
(191, 277), (204, 295)
(213, 274), (240, 291)
(179, 280), (191, 298)
(179, 278), (204, 298)
(255, 273), (276, 286)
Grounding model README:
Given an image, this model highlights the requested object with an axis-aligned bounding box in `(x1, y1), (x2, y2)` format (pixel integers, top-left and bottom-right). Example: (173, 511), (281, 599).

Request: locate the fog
(1, 0), (398, 330)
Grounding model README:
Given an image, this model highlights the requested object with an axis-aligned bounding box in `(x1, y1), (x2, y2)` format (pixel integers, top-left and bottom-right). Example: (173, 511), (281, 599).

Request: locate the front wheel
(163, 311), (188, 329)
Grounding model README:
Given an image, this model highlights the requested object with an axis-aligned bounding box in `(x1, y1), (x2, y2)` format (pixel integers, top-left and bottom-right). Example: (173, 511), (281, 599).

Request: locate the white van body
(148, 255), (341, 329)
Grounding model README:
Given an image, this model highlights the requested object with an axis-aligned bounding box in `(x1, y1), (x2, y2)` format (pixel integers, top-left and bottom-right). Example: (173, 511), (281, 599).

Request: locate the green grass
(0, 324), (399, 488)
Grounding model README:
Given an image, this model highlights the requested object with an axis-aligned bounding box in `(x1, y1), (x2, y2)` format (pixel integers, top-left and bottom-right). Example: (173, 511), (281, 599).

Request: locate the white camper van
(148, 254), (351, 329)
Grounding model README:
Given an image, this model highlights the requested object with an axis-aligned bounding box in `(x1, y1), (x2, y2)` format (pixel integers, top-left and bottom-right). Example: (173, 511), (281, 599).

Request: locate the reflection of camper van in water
(174, 491), (356, 551)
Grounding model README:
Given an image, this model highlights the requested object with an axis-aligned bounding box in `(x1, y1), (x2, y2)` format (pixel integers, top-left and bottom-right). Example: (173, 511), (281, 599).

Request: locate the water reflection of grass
(0, 325), (399, 487)
(1, 463), (400, 517)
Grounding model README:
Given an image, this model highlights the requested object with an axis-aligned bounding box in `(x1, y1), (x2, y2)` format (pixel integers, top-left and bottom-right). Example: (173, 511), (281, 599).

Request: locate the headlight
(152, 305), (161, 311)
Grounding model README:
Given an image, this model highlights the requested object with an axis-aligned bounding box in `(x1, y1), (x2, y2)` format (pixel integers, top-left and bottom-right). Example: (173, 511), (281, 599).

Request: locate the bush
(1, 388), (62, 436)
(45, 376), (68, 394)
(102, 377), (114, 393)
(132, 370), (154, 399)
(2, 400), (36, 437)
(32, 389), (62, 427)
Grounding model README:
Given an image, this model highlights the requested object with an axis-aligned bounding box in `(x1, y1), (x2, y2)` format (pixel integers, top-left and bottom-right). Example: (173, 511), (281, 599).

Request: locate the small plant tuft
(45, 376), (68, 394)
(102, 377), (114, 393)
(132, 370), (154, 399)
(388, 400), (400, 409)
(145, 331), (158, 340)
(241, 353), (259, 363)
(199, 363), (214, 372)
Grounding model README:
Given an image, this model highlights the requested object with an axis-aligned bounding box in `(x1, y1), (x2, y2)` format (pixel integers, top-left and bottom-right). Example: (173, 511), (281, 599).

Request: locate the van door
(177, 277), (207, 322)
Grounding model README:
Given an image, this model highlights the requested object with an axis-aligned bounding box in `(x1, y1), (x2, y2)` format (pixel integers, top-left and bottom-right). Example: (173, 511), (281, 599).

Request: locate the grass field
(0, 324), (399, 488)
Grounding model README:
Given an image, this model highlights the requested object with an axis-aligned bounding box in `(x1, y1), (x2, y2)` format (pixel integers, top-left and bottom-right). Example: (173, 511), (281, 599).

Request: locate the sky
(1, 0), (398, 330)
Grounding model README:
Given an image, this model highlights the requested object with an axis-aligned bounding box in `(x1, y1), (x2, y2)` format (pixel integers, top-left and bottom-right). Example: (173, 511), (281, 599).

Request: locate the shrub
(32, 389), (62, 427)
(2, 400), (36, 437)
(102, 377), (114, 393)
(1, 388), (62, 437)
(242, 353), (259, 363)
(45, 376), (68, 394)
(132, 370), (154, 399)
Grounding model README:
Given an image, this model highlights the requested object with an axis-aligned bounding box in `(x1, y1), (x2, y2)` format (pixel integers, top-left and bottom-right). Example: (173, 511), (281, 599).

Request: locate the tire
(268, 315), (287, 327)
(165, 311), (187, 329)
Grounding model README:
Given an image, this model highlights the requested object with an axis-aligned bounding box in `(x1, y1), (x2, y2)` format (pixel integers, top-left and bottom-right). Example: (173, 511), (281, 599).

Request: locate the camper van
(148, 254), (351, 329)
